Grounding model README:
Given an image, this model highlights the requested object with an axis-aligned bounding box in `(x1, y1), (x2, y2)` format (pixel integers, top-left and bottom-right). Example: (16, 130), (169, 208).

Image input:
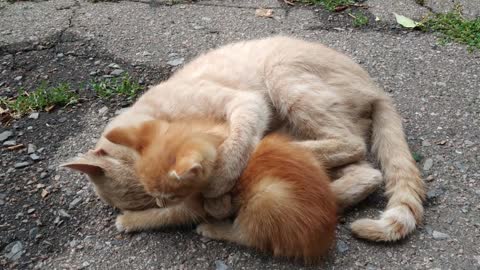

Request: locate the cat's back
(239, 133), (332, 191)
(234, 134), (337, 262)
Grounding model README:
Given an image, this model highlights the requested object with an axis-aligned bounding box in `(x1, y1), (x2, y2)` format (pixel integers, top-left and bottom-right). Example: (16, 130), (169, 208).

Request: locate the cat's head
(104, 120), (220, 208)
(60, 136), (157, 211)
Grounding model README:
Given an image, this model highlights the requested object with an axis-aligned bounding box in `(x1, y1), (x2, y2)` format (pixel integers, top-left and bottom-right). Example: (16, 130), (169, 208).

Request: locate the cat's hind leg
(266, 70), (368, 168)
(330, 161), (383, 211)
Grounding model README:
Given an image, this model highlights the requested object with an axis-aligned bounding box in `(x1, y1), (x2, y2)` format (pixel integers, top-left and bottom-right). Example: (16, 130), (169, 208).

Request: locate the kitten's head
(105, 120), (221, 208)
(60, 137), (157, 211)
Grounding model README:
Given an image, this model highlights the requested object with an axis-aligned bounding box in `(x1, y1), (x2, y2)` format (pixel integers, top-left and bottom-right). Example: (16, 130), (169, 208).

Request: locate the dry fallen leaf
(255, 8), (273, 18)
(335, 5), (349, 12)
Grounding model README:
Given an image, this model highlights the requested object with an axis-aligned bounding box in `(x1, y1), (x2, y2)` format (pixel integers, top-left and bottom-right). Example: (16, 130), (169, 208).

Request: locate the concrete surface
(0, 0), (479, 269)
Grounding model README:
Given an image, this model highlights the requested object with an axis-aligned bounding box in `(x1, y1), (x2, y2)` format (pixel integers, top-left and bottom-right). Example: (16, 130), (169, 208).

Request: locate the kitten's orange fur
(106, 119), (337, 263)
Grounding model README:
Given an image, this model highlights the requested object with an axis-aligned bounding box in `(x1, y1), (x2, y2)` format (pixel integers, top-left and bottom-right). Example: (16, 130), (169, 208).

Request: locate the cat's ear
(105, 126), (143, 152)
(105, 121), (156, 152)
(60, 157), (105, 177)
(169, 162), (203, 181)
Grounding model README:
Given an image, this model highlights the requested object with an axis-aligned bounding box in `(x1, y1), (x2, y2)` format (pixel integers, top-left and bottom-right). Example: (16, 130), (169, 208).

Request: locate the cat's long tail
(350, 97), (425, 241)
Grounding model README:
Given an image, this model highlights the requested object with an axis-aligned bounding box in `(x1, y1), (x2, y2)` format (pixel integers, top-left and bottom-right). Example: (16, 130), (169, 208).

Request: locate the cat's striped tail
(350, 97), (425, 241)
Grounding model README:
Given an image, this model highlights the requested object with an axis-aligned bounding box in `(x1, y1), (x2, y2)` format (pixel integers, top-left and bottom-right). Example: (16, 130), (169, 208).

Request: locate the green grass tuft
(300, 0), (355, 11)
(90, 75), (142, 100)
(0, 82), (78, 116)
(352, 12), (369, 27)
(422, 6), (480, 51)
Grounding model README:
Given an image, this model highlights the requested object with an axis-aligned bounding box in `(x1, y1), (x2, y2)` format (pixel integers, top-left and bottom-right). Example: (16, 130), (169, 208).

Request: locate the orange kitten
(106, 119), (337, 263)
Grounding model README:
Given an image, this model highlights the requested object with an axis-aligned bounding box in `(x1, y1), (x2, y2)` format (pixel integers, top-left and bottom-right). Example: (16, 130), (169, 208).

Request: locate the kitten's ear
(60, 157), (105, 177)
(169, 162), (203, 181)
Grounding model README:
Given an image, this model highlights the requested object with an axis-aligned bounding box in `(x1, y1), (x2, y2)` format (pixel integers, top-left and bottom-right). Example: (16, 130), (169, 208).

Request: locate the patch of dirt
(0, 33), (170, 269)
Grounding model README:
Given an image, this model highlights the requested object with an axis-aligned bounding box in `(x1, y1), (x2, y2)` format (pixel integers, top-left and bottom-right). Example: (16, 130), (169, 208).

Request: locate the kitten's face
(105, 120), (219, 208)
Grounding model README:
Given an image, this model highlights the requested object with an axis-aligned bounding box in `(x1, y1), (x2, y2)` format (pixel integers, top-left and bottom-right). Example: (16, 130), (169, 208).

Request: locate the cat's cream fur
(63, 36), (424, 241)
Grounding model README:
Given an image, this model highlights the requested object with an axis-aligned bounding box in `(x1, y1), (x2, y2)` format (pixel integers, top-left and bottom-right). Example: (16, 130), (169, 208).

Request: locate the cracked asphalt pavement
(0, 0), (479, 269)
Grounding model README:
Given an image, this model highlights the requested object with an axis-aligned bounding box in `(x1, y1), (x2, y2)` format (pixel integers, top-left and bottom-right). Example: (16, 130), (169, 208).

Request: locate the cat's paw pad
(195, 223), (216, 238)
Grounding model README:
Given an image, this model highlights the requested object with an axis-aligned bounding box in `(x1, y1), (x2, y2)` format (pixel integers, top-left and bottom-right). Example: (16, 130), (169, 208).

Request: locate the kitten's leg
(329, 161), (383, 211)
(116, 200), (206, 233)
(196, 221), (246, 245)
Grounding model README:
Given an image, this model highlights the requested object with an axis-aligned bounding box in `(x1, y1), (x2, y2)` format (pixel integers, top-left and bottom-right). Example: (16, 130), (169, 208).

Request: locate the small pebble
(5, 241), (24, 261)
(14, 162), (30, 169)
(29, 227), (38, 239)
(98, 106), (108, 115)
(215, 260), (230, 270)
(336, 240), (349, 253)
(58, 209), (71, 218)
(28, 112), (39, 119)
(0, 130), (13, 142)
(69, 197), (82, 209)
(432, 230), (449, 240)
(167, 57), (185, 66)
(3, 140), (16, 146)
(423, 158), (433, 171)
(27, 144), (37, 154)
(30, 153), (40, 161)
(110, 69), (124, 76)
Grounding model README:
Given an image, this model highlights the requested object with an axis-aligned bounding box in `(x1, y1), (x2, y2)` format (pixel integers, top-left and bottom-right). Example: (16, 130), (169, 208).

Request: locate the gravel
(0, 0), (479, 269)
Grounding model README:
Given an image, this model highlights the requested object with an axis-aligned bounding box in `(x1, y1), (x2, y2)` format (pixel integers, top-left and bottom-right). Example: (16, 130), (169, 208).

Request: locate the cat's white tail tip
(350, 206), (416, 242)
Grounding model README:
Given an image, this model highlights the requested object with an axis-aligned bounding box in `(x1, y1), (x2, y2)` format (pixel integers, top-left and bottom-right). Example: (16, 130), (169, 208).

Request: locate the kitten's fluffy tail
(351, 97), (425, 241)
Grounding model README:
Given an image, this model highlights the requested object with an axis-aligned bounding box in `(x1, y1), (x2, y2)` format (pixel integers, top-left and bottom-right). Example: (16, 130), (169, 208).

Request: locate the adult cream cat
(63, 36), (424, 241)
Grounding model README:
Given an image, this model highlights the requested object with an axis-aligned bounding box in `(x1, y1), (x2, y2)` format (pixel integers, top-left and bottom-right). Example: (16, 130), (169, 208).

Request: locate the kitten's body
(106, 119), (337, 263)
(64, 36), (424, 241)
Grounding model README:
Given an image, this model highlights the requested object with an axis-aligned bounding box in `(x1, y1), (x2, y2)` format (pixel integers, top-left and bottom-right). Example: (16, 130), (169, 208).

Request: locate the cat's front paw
(115, 214), (136, 233)
(195, 223), (216, 239)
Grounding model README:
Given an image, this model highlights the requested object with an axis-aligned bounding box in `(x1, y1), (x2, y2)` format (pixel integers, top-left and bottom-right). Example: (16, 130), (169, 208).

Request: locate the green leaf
(393, 13), (419, 28)
(412, 152), (423, 162)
